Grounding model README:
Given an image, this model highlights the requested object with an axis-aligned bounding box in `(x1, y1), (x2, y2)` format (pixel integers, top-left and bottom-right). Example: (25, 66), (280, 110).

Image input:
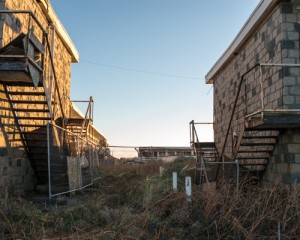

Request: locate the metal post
(185, 176), (192, 203)
(172, 172), (177, 192)
(89, 144), (93, 183)
(47, 122), (52, 199)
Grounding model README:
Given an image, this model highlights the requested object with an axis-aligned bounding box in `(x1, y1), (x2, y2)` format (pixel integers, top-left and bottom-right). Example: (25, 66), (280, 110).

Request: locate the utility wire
(81, 60), (201, 80)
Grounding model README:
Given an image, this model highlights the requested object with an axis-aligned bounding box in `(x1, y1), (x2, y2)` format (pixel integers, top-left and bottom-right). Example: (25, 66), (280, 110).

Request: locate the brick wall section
(213, 0), (300, 184)
(0, 0), (74, 192)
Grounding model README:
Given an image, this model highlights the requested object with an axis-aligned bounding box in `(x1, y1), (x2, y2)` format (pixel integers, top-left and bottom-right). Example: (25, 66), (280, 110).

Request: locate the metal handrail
(215, 62), (300, 180)
(215, 63), (259, 180)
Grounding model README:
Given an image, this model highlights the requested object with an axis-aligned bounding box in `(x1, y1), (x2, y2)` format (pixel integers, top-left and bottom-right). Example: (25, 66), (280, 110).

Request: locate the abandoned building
(200, 0), (300, 184)
(138, 146), (194, 162)
(0, 0), (108, 193)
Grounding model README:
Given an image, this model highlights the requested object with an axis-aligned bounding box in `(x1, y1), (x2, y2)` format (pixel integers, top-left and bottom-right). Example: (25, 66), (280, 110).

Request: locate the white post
(185, 176), (192, 202)
(172, 172), (177, 192)
(159, 166), (164, 177)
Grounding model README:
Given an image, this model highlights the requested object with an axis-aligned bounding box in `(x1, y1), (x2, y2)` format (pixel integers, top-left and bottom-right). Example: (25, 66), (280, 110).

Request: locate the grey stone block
(287, 31), (299, 40)
(288, 144), (300, 153)
(283, 95), (295, 104)
(294, 134), (300, 143)
(284, 77), (296, 86)
(295, 154), (300, 163)
(282, 40), (295, 49)
(281, 4), (293, 14)
(290, 86), (300, 95)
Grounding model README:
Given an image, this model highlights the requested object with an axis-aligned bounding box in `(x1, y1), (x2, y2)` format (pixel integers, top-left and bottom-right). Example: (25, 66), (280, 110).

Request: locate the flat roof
(205, 0), (278, 84)
(38, 0), (79, 62)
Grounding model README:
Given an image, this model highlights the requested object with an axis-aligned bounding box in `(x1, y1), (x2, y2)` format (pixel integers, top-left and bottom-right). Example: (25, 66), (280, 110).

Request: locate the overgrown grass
(1, 158), (300, 239)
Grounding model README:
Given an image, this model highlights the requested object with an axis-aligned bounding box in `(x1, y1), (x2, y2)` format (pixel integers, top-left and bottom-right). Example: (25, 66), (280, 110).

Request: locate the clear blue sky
(51, 0), (260, 148)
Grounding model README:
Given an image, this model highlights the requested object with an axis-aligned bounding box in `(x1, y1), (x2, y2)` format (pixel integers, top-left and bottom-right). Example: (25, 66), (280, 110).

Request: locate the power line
(81, 60), (201, 80)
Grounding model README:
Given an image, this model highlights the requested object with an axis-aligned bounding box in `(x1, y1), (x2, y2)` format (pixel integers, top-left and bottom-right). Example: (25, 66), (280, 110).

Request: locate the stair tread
(14, 108), (49, 113)
(19, 124), (47, 127)
(17, 116), (51, 120)
(238, 150), (273, 153)
(7, 91), (45, 96)
(236, 156), (269, 159)
(11, 100), (47, 104)
(240, 142), (275, 146)
(243, 135), (277, 139)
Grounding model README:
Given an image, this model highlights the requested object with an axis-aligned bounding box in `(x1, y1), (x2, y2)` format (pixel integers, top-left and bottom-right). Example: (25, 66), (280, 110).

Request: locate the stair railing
(215, 63), (260, 180)
(189, 121), (215, 184)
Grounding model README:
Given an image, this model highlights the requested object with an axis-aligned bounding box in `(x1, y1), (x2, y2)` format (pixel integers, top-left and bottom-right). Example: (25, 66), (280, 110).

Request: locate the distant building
(138, 146), (194, 162)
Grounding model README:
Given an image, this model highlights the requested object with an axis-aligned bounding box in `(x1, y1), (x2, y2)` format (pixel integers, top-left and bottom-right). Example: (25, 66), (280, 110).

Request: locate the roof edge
(37, 0), (79, 63)
(205, 0), (278, 84)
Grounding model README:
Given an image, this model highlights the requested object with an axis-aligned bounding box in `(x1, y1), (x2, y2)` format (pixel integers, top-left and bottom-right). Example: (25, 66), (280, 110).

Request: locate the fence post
(47, 122), (52, 199)
(173, 172), (177, 192)
(185, 176), (192, 202)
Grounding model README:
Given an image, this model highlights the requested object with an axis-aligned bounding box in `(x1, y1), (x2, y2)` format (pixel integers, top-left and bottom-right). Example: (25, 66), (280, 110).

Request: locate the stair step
(11, 100), (47, 104)
(240, 143), (275, 147)
(239, 169), (265, 172)
(7, 91), (46, 96)
(14, 108), (49, 113)
(22, 132), (47, 135)
(243, 135), (277, 139)
(27, 146), (48, 149)
(239, 163), (267, 166)
(17, 116), (51, 120)
(236, 156), (270, 159)
(19, 124), (47, 127)
(238, 150), (272, 153)
(25, 139), (47, 142)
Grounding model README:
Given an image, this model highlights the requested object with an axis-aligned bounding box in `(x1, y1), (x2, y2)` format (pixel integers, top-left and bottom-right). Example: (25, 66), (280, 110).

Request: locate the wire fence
(47, 123), (113, 198)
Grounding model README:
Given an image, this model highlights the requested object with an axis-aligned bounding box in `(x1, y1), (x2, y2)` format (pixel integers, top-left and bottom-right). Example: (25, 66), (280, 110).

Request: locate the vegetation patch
(1, 158), (300, 239)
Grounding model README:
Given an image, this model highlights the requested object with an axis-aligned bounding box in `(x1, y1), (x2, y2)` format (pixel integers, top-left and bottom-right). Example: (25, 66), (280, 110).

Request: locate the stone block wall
(264, 129), (300, 184)
(282, 1), (300, 109)
(213, 0), (300, 183)
(0, 156), (35, 192)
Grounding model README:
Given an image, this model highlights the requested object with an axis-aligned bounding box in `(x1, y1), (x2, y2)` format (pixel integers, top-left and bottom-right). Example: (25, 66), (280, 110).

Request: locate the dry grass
(1, 158), (300, 239)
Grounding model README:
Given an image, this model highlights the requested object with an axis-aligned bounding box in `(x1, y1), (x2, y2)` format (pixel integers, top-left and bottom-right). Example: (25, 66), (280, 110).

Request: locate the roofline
(205, 0), (279, 84)
(37, 0), (79, 63)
